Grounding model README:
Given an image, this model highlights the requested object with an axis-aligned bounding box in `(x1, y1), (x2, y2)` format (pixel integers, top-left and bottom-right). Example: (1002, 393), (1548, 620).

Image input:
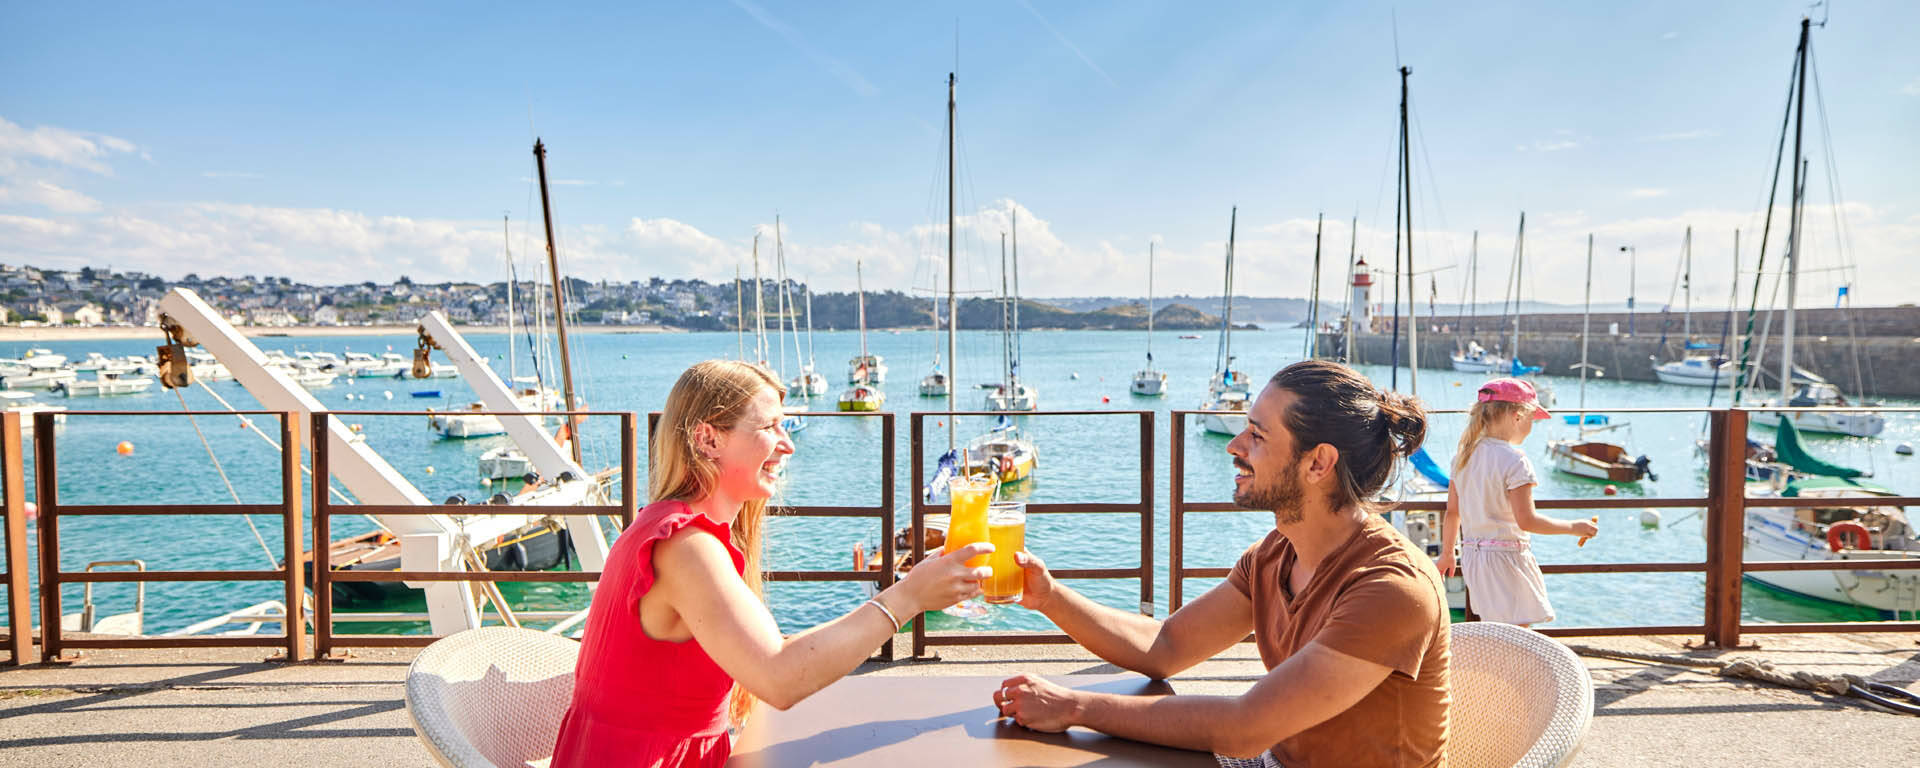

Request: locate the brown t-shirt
(1226, 513), (1451, 768)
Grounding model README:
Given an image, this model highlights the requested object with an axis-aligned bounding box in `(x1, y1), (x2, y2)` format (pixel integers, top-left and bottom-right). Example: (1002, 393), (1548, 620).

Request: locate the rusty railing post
(1703, 408), (1749, 647)
(2, 413), (34, 665)
(909, 412), (930, 660)
(621, 412), (638, 529)
(1168, 412), (1186, 612)
(1138, 411), (1155, 616)
(279, 411), (305, 662)
(878, 412), (896, 661)
(311, 413), (335, 659)
(34, 411), (63, 662)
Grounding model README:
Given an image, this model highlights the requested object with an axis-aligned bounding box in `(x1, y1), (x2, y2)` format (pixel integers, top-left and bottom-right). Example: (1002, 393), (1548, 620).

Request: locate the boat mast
(1467, 230), (1477, 340)
(734, 266), (745, 360)
(1682, 226), (1693, 342)
(1723, 230), (1741, 405)
(1343, 214), (1357, 363)
(1218, 207), (1237, 379)
(1510, 213), (1526, 365)
(856, 259), (868, 360)
(946, 72), (957, 450)
(503, 215), (517, 385)
(752, 234), (766, 366)
(1011, 203), (1022, 389)
(775, 216), (791, 380)
(1580, 234), (1593, 411)
(1306, 213), (1323, 360)
(1400, 66), (1418, 395)
(532, 139), (582, 466)
(1000, 232), (1012, 392)
(804, 281), (817, 369)
(1146, 242), (1155, 368)
(1781, 17), (1810, 405)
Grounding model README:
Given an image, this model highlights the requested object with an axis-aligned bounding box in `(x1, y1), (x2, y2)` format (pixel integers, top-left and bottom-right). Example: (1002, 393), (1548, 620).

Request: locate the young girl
(551, 361), (992, 767)
(1439, 378), (1598, 626)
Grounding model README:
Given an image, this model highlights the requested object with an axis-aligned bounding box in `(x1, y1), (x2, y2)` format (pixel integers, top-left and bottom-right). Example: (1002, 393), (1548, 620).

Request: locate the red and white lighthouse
(1351, 256), (1375, 332)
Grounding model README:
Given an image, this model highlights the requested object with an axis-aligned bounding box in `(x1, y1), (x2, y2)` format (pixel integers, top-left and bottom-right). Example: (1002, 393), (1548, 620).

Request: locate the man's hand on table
(992, 673), (1084, 732)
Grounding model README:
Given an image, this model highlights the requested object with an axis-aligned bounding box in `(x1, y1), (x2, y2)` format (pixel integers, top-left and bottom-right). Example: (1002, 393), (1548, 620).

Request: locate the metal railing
(34, 410), (307, 662)
(647, 410), (900, 660)
(3, 414), (34, 665)
(312, 410), (636, 656)
(908, 410), (1155, 659)
(1169, 407), (1920, 648)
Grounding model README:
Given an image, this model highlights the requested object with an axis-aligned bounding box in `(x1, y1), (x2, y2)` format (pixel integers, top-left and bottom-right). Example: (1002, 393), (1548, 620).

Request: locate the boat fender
(502, 542), (528, 571)
(1826, 521), (1872, 553)
(999, 455), (1014, 476)
(488, 493), (512, 505)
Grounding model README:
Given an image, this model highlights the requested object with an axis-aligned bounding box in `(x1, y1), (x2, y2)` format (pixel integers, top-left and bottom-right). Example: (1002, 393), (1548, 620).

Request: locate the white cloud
(1902, 78), (1920, 96)
(1518, 139), (1578, 153)
(0, 116), (140, 175)
(1629, 188), (1669, 199)
(0, 180), (102, 213)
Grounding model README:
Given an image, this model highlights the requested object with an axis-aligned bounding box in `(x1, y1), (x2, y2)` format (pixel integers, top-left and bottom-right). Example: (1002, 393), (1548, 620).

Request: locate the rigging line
(1809, 45), (1873, 399)
(1406, 100), (1459, 274)
(173, 386), (277, 567)
(192, 377), (360, 507)
(1730, 31), (1805, 404)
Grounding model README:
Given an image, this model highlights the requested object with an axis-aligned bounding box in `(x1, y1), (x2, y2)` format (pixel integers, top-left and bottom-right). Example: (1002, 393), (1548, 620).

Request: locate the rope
(192, 379), (361, 509)
(1565, 644), (1920, 716)
(173, 387), (278, 567)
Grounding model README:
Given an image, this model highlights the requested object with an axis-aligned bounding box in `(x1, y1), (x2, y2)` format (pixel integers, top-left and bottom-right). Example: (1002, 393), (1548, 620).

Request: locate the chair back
(1448, 622), (1593, 768)
(405, 626), (581, 768)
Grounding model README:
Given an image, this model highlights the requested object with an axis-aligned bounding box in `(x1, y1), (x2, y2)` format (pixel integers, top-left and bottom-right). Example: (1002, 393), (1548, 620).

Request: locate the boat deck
(2, 631), (1914, 766)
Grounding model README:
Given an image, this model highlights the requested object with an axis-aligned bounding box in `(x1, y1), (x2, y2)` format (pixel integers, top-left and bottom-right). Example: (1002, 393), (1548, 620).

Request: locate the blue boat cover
(1409, 447), (1450, 489)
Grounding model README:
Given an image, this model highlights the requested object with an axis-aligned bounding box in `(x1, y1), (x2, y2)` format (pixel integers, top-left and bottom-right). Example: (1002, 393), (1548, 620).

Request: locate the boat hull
(1199, 411), (1246, 436)
(1449, 356), (1506, 373)
(306, 524), (575, 606)
(1129, 373), (1166, 396)
(1547, 440), (1650, 483)
(1744, 511), (1920, 615)
(1754, 410), (1886, 438)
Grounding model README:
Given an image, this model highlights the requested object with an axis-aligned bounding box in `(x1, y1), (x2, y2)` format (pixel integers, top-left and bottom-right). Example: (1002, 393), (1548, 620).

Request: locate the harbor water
(3, 327), (1913, 636)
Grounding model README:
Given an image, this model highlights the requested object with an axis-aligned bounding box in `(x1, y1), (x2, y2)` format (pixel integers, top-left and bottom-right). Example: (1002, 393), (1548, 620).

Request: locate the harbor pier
(1320, 306), (1920, 397)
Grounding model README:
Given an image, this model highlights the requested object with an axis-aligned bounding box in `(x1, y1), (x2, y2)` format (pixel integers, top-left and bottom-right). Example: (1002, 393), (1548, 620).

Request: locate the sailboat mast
(1580, 234), (1593, 411)
(775, 217), (790, 378)
(856, 259), (868, 358)
(1682, 226), (1693, 341)
(1307, 213), (1323, 360)
(1400, 66), (1419, 394)
(804, 282), (816, 367)
(752, 234), (766, 366)
(1467, 231), (1477, 339)
(1781, 17), (1810, 405)
(1511, 213), (1526, 362)
(1146, 242), (1155, 365)
(1000, 232), (1012, 391)
(1725, 230), (1741, 404)
(503, 215), (517, 385)
(532, 139), (582, 467)
(734, 266), (744, 361)
(1011, 204), (1022, 386)
(1344, 214), (1357, 363)
(946, 72), (957, 450)
(1222, 207), (1238, 375)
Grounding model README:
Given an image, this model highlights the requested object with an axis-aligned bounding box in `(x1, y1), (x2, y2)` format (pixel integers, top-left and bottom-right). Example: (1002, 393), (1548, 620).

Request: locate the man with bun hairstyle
(994, 360), (1450, 767)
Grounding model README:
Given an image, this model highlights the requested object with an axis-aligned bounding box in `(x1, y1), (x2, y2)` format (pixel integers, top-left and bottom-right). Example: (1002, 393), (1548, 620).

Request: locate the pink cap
(1478, 378), (1551, 420)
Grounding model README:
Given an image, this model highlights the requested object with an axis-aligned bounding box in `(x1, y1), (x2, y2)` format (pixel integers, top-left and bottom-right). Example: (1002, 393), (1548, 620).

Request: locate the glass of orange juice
(945, 474), (996, 568)
(983, 501), (1026, 604)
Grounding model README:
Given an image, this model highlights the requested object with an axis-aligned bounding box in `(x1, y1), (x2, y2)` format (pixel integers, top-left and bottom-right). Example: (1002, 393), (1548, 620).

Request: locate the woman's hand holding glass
(893, 541), (995, 613)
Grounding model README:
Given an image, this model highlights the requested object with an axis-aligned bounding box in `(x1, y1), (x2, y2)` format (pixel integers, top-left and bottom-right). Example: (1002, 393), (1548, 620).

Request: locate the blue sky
(2, 1), (1915, 308)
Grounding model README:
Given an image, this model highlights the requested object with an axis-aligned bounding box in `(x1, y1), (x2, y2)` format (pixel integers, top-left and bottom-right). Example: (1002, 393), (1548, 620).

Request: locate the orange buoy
(1100, 396), (1110, 403)
(116, 441), (134, 456)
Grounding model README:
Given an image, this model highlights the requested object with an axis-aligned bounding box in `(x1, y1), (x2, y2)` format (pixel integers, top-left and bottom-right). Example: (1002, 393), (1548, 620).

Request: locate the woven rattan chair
(1216, 622), (1592, 768)
(1449, 621), (1594, 768)
(405, 626), (580, 768)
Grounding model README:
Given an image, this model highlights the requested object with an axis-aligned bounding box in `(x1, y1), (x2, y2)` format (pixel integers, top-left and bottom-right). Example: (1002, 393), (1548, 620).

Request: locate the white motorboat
(1753, 383), (1886, 438)
(790, 365), (830, 397)
(292, 370), (338, 388)
(1652, 355), (1742, 387)
(1745, 478), (1920, 616)
(22, 348), (67, 368)
(0, 390), (66, 432)
(1, 367), (76, 390)
(846, 354), (887, 384)
(1198, 388), (1250, 435)
(479, 444), (534, 481)
(984, 382), (1037, 412)
(430, 387), (565, 439)
(74, 352), (113, 372)
(918, 368), (951, 398)
(1130, 369), (1167, 396)
(385, 352), (455, 378)
(344, 352), (409, 378)
(56, 369), (156, 397)
(1449, 341), (1509, 373)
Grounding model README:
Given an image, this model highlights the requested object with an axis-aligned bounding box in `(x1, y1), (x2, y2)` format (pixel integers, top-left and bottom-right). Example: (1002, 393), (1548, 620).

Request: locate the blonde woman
(1438, 378), (1597, 626)
(552, 361), (991, 767)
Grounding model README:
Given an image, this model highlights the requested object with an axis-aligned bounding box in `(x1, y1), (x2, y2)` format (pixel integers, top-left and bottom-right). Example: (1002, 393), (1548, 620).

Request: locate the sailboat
(837, 260), (885, 412)
(763, 218), (808, 436)
(1547, 235), (1654, 484)
(918, 267), (951, 397)
(1449, 231), (1510, 373)
(1496, 213), (1555, 407)
(1198, 207), (1249, 436)
(1130, 242), (1167, 396)
(985, 206), (1038, 412)
(789, 283), (830, 397)
(1737, 17), (1884, 439)
(1651, 227), (1738, 386)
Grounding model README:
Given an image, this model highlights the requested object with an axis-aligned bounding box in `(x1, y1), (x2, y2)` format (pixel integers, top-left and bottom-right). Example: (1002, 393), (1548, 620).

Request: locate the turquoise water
(2, 327), (1911, 635)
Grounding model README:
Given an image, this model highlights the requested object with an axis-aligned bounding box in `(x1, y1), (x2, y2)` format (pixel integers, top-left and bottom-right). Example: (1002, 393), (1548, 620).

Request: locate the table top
(727, 674), (1217, 767)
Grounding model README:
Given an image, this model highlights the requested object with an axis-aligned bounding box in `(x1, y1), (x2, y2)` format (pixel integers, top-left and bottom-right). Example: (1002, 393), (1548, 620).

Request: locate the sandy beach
(0, 324), (686, 342)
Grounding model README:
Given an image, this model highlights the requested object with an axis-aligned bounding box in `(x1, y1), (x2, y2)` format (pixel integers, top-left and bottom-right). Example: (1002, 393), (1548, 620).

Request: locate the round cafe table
(727, 674), (1216, 767)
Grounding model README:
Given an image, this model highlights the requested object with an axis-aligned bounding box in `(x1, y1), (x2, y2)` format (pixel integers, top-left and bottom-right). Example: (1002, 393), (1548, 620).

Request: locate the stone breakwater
(1320, 307), (1920, 397)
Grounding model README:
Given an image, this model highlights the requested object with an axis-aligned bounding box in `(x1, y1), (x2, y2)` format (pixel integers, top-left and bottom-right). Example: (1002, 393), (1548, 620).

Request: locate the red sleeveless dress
(551, 500), (742, 768)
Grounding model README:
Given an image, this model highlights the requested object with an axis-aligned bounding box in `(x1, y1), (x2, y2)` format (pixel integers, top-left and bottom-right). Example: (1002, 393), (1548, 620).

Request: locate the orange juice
(945, 475), (996, 568)
(983, 502), (1026, 604)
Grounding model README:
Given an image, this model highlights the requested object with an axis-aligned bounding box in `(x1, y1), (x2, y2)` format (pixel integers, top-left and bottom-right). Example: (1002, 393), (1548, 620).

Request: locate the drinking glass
(983, 501), (1026, 604)
(945, 474), (996, 568)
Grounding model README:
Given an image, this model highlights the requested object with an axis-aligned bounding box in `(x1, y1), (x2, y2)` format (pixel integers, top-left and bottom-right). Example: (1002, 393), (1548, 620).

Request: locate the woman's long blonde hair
(650, 359), (785, 723)
(1452, 400), (1532, 474)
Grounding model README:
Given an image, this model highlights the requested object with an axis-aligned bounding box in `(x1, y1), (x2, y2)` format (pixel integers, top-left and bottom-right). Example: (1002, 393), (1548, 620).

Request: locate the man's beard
(1234, 455), (1307, 524)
